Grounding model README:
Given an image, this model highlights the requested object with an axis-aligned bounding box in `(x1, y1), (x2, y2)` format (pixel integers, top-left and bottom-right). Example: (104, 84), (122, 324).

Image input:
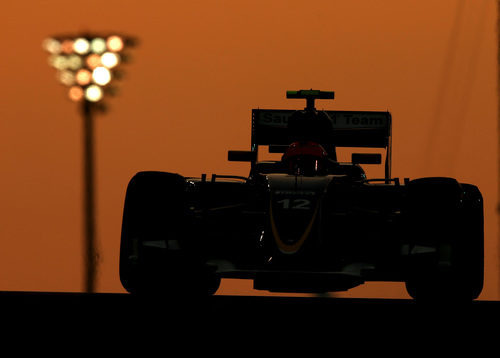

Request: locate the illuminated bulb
(67, 54), (83, 70)
(68, 86), (84, 101)
(76, 69), (92, 86)
(90, 38), (106, 54)
(106, 36), (124, 52)
(43, 38), (61, 54)
(86, 54), (101, 69)
(101, 52), (120, 68)
(61, 39), (74, 54)
(73, 38), (90, 54)
(85, 85), (103, 102)
(58, 70), (75, 86)
(49, 55), (68, 70)
(92, 67), (111, 86)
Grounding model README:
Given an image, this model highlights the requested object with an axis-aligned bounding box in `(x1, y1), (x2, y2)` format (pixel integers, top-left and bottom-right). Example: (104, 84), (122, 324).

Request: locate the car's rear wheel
(404, 177), (483, 302)
(119, 171), (220, 297)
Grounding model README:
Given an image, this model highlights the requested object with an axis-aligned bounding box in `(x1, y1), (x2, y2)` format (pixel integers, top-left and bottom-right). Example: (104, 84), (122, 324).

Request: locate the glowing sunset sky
(0, 0), (497, 299)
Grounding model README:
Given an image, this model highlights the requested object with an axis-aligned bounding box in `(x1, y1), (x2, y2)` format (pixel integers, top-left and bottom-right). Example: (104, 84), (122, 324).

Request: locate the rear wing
(251, 109), (393, 179)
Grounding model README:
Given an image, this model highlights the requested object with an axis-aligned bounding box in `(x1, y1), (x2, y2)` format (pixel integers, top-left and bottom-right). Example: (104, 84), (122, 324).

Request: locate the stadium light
(44, 34), (135, 103)
(43, 33), (136, 293)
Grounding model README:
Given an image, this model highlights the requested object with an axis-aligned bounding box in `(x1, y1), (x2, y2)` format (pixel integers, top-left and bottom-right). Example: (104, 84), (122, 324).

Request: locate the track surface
(3, 291), (497, 352)
(1, 291), (498, 324)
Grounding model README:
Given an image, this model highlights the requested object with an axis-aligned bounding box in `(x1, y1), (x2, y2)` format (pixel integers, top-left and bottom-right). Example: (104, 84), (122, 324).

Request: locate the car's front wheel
(119, 171), (220, 297)
(404, 177), (483, 302)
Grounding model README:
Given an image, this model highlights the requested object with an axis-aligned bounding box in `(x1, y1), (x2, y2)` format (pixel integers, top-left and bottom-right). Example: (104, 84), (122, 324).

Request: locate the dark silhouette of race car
(119, 90), (484, 301)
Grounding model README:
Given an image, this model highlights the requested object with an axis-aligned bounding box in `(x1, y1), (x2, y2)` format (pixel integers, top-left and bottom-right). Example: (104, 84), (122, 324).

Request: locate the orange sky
(0, 0), (498, 300)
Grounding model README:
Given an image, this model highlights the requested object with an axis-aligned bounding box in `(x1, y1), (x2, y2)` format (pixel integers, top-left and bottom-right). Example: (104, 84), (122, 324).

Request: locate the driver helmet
(282, 141), (328, 176)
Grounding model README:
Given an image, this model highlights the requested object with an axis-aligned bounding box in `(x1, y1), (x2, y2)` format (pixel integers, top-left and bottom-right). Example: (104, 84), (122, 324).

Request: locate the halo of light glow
(76, 69), (92, 86)
(100, 52), (119, 68)
(58, 70), (75, 86)
(68, 86), (84, 101)
(85, 54), (101, 69)
(85, 85), (103, 102)
(61, 39), (74, 54)
(106, 36), (124, 52)
(67, 54), (83, 70)
(92, 67), (111, 86)
(43, 38), (61, 54)
(90, 38), (106, 54)
(49, 55), (68, 70)
(73, 38), (90, 54)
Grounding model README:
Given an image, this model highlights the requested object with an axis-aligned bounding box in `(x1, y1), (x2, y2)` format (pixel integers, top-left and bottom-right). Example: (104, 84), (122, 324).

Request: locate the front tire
(404, 177), (483, 302)
(119, 171), (220, 297)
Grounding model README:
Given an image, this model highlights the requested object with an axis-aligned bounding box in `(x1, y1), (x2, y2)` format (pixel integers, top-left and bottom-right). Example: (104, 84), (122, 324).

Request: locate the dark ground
(2, 291), (499, 353)
(1, 291), (498, 332)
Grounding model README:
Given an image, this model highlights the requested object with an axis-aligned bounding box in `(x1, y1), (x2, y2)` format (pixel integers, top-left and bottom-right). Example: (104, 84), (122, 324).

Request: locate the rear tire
(404, 177), (483, 302)
(119, 171), (220, 297)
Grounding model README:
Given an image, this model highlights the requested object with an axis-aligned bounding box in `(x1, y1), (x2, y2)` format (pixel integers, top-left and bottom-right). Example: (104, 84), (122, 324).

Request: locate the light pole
(43, 34), (135, 292)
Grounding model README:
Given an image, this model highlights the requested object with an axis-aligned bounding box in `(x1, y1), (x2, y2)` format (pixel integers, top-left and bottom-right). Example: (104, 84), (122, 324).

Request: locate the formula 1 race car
(119, 90), (484, 301)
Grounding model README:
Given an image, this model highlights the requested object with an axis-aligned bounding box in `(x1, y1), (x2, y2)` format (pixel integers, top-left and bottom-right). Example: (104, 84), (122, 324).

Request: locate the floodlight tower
(43, 34), (135, 293)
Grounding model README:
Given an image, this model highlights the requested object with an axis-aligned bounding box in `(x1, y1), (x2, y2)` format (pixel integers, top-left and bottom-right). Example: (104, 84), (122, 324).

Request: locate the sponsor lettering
(330, 113), (386, 128)
(274, 190), (315, 196)
(260, 112), (290, 127)
(257, 110), (388, 129)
